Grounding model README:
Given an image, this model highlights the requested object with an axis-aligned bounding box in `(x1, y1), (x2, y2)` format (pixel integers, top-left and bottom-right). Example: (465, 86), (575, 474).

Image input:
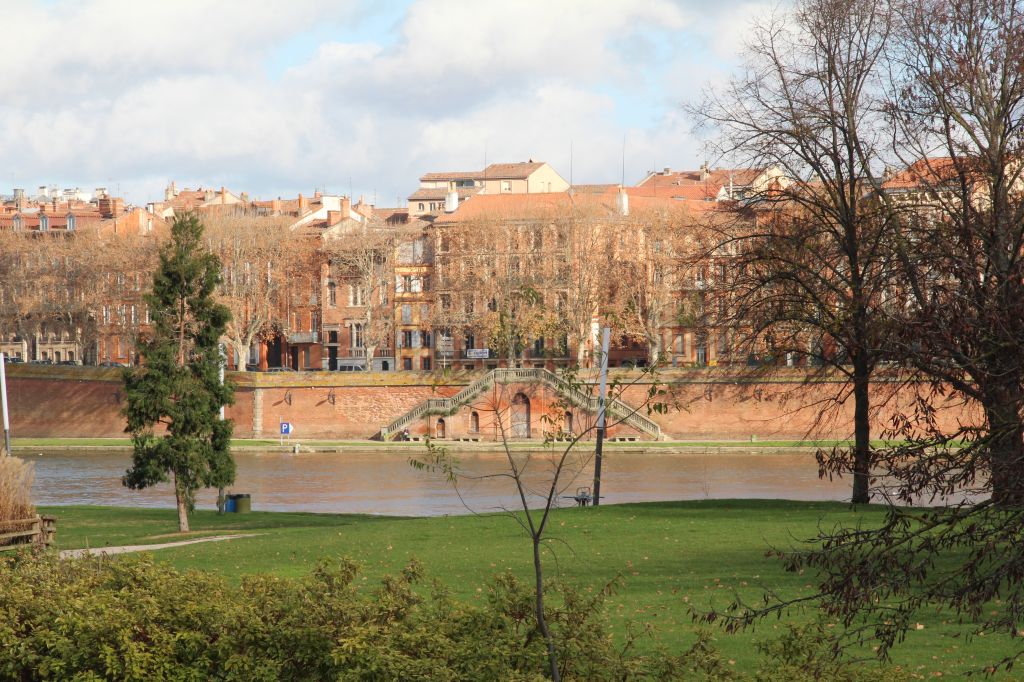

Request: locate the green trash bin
(233, 494), (251, 514)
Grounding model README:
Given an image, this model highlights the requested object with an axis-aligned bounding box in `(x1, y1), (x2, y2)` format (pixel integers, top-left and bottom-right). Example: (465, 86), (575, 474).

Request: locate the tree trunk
(532, 536), (560, 682)
(173, 472), (190, 532)
(851, 356), (871, 504)
(984, 387), (1024, 508)
(364, 343), (377, 371)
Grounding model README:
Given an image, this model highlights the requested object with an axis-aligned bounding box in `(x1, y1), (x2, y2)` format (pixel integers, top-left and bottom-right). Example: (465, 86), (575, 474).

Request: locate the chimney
(444, 190), (459, 213)
(204, 188), (214, 202)
(327, 210), (342, 226)
(617, 186), (629, 216)
(98, 196), (112, 218)
(341, 196), (351, 219)
(271, 198), (282, 214)
(220, 186), (227, 204)
(700, 163), (710, 182)
(298, 193), (308, 212)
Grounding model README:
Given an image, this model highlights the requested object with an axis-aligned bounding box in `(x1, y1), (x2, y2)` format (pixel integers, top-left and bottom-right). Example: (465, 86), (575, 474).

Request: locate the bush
(0, 553), (732, 681)
(0, 456), (34, 523)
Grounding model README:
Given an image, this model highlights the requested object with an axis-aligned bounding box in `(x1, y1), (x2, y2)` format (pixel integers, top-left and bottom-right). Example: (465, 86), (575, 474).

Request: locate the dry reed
(0, 457), (35, 523)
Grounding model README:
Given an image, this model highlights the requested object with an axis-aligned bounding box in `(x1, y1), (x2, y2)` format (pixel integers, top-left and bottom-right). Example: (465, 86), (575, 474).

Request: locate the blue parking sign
(280, 422), (293, 435)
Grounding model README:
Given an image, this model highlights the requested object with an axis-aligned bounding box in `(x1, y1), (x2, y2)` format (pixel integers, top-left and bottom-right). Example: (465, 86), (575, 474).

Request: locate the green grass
(37, 501), (1016, 677)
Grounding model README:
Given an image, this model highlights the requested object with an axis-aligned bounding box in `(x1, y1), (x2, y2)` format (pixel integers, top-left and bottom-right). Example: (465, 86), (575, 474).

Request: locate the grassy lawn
(37, 501), (1016, 677)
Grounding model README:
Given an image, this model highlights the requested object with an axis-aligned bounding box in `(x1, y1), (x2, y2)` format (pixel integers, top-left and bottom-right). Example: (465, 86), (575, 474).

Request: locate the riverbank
(12, 436), (898, 454)
(32, 501), (1010, 678)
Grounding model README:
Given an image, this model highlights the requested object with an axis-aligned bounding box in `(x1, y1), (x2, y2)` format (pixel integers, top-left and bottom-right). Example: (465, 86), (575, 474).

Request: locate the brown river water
(28, 448), (865, 515)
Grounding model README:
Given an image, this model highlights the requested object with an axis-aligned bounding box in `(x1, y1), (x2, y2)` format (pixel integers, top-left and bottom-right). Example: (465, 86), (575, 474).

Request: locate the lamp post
(592, 327), (610, 506)
(0, 352), (11, 457)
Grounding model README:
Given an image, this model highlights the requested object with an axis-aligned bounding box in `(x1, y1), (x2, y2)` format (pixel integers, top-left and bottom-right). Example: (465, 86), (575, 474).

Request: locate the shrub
(0, 553), (733, 681)
(0, 456), (34, 523)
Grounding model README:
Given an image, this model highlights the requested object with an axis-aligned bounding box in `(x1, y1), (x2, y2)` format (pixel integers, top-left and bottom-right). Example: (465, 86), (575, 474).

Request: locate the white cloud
(0, 0), (751, 204)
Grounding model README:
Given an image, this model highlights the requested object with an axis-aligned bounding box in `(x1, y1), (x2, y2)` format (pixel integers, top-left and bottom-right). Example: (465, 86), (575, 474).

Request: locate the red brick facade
(2, 366), (977, 442)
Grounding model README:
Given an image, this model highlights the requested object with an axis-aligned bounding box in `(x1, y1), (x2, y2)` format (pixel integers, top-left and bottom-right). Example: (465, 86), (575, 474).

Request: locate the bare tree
(702, 1), (1024, 671)
(322, 220), (409, 368)
(412, 367), (666, 681)
(608, 204), (692, 365)
(692, 0), (897, 503)
(435, 215), (562, 365)
(204, 214), (299, 370)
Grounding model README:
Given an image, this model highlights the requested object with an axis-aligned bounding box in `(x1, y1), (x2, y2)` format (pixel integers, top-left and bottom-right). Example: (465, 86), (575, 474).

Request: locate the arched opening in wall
(436, 418), (446, 439)
(564, 411), (573, 435)
(381, 360), (389, 371)
(511, 393), (531, 439)
(470, 411), (479, 433)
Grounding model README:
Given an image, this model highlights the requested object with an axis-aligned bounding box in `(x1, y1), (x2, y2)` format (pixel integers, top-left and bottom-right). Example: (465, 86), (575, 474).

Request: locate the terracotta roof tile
(434, 191), (694, 224)
(482, 161), (545, 179)
(407, 187), (481, 202)
(419, 170), (483, 182)
(882, 158), (958, 190)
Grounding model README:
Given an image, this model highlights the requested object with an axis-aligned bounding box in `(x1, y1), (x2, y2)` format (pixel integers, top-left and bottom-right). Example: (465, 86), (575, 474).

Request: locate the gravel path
(60, 534), (256, 559)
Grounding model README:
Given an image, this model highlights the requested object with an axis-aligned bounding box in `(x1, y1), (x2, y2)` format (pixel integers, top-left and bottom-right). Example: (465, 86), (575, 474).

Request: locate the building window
(352, 324), (364, 349)
(501, 180), (511, 192)
(402, 330), (414, 348)
(401, 304), (412, 324)
(422, 357), (431, 371)
(470, 411), (479, 433)
(418, 203), (424, 211)
(328, 281), (337, 306)
(420, 330), (431, 348)
(403, 357), (412, 370)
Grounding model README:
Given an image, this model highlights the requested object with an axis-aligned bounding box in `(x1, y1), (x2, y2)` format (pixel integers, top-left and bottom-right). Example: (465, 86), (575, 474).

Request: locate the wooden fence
(0, 515), (56, 551)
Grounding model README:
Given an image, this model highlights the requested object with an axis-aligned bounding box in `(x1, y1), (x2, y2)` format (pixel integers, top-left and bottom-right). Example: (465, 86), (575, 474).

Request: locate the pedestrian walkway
(60, 534), (255, 558)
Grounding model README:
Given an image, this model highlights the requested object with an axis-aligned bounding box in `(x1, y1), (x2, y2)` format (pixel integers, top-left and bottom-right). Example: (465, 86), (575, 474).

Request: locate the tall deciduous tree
(693, 0), (897, 503)
(322, 220), (408, 367)
(702, 1), (1024, 671)
(123, 214), (235, 532)
(204, 213), (297, 371)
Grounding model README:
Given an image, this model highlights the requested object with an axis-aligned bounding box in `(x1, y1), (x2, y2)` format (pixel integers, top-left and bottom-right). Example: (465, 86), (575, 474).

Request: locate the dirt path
(60, 534), (255, 559)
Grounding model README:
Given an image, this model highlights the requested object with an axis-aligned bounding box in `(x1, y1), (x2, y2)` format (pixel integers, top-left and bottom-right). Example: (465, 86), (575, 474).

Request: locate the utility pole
(0, 353), (11, 456)
(592, 327), (610, 506)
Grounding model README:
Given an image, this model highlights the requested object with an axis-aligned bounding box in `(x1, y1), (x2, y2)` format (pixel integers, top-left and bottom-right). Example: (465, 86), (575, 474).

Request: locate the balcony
(342, 347), (395, 358)
(287, 331), (319, 344)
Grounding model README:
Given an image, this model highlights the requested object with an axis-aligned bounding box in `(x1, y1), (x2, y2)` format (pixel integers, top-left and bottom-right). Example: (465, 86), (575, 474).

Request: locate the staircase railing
(379, 368), (662, 440)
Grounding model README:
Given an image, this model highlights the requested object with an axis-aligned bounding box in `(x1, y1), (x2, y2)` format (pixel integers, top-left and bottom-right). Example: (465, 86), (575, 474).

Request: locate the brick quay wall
(1, 365), (976, 442)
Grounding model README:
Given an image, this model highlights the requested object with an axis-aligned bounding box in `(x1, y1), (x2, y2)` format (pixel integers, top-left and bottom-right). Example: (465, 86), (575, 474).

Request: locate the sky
(0, 0), (773, 208)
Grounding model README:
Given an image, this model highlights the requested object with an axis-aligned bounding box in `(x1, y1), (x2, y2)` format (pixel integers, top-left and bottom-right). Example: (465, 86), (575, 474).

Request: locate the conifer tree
(123, 213), (235, 532)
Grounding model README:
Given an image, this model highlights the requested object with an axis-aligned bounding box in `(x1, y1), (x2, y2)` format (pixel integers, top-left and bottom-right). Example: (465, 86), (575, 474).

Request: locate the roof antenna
(569, 139), (573, 188)
(621, 134), (626, 186)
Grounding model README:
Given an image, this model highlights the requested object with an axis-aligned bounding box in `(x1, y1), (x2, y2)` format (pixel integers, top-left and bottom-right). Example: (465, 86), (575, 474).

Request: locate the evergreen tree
(123, 214), (235, 532)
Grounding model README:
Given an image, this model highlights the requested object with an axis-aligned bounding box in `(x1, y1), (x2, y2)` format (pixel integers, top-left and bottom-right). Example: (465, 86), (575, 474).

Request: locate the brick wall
(1, 366), (978, 441)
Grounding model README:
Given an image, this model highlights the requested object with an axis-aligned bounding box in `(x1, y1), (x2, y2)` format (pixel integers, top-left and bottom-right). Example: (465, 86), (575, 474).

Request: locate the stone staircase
(378, 368), (662, 441)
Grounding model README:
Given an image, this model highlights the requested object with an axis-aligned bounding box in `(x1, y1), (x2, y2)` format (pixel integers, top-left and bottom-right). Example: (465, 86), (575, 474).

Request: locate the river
(25, 448), (867, 516)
